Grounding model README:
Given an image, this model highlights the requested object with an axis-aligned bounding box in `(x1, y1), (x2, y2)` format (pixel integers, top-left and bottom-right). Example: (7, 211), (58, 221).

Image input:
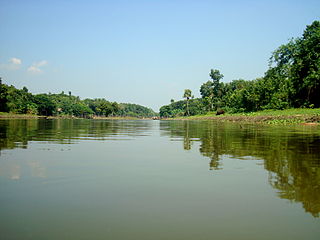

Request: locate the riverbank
(0, 112), (43, 119)
(0, 112), (80, 119)
(173, 108), (320, 125)
(2, 109), (320, 125)
(0, 112), (146, 120)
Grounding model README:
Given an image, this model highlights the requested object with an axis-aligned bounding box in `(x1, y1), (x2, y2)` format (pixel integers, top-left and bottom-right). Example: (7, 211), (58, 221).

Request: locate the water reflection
(0, 119), (156, 183)
(160, 120), (320, 217)
(1, 119), (320, 219)
(0, 119), (154, 152)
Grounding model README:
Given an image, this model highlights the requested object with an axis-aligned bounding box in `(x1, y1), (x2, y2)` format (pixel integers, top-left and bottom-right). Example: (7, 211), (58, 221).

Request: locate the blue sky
(1, 0), (319, 111)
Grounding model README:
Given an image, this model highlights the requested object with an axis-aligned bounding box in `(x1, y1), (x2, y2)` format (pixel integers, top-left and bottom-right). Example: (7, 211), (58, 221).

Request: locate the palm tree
(183, 89), (192, 116)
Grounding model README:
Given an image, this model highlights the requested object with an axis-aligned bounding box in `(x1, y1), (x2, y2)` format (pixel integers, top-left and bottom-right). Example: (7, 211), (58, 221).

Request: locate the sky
(0, 0), (319, 111)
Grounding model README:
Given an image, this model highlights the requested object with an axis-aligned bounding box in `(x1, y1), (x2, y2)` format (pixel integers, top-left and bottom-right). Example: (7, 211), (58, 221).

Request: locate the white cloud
(10, 57), (22, 65)
(27, 66), (42, 73)
(0, 57), (22, 70)
(27, 60), (48, 73)
(35, 60), (48, 67)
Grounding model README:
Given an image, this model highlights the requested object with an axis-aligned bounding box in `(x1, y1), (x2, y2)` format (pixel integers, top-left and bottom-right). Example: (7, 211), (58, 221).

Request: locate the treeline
(0, 81), (156, 118)
(160, 21), (320, 118)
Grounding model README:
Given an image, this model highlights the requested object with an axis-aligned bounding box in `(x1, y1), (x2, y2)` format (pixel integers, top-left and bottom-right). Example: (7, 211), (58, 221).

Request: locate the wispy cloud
(0, 57), (22, 70)
(27, 60), (48, 73)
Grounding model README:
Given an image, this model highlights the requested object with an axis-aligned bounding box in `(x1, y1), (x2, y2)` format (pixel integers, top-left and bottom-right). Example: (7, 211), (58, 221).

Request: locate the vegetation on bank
(172, 108), (320, 124)
(0, 112), (42, 119)
(160, 21), (320, 118)
(0, 81), (157, 118)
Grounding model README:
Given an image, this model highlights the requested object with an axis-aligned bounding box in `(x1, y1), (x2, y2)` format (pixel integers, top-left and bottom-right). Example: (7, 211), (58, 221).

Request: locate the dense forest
(160, 21), (320, 118)
(0, 81), (156, 118)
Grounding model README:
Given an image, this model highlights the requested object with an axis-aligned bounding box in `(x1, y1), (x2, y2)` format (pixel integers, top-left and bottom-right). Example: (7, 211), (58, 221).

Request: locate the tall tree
(183, 89), (192, 116)
(200, 69), (224, 111)
(0, 77), (8, 112)
(209, 69), (224, 90)
(291, 20), (320, 107)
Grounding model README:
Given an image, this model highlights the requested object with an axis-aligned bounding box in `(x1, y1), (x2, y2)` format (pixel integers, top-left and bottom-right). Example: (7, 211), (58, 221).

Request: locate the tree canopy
(160, 21), (320, 118)
(0, 81), (157, 118)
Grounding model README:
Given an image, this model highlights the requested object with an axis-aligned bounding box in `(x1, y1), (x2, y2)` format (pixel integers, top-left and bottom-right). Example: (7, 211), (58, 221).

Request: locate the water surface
(0, 119), (319, 240)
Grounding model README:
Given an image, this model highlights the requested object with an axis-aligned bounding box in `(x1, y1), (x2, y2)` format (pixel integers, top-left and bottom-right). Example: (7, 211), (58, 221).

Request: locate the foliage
(118, 103), (156, 118)
(160, 98), (206, 118)
(0, 81), (156, 118)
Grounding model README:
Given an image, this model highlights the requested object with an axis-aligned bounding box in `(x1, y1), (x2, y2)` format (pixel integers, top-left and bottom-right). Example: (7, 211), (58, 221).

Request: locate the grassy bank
(0, 112), (146, 120)
(174, 108), (320, 125)
(0, 112), (79, 119)
(0, 112), (42, 119)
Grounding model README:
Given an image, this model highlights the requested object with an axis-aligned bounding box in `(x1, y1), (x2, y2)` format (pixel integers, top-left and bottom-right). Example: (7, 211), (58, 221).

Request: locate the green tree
(268, 20), (320, 108)
(183, 89), (192, 116)
(291, 20), (320, 107)
(209, 69), (224, 90)
(0, 77), (9, 112)
(34, 94), (56, 115)
(200, 81), (214, 111)
(200, 69), (224, 111)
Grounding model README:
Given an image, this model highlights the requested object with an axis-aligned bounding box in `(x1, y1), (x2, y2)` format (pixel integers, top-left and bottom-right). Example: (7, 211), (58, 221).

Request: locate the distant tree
(209, 69), (224, 90)
(111, 102), (120, 116)
(200, 81), (214, 111)
(200, 69), (224, 111)
(22, 86), (28, 93)
(183, 89), (192, 116)
(170, 99), (175, 103)
(34, 94), (56, 115)
(0, 78), (8, 112)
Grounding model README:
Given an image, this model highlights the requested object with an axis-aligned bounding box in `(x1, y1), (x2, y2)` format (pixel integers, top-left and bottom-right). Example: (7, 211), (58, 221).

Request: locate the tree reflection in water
(1, 119), (319, 217)
(160, 120), (320, 218)
(0, 119), (154, 152)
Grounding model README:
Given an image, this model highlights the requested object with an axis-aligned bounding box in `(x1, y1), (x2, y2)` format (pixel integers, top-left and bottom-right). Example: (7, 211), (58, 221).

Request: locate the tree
(34, 94), (56, 115)
(210, 69), (224, 88)
(268, 20), (320, 108)
(200, 81), (214, 111)
(0, 77), (9, 112)
(183, 89), (192, 116)
(200, 69), (224, 111)
(291, 20), (320, 107)
(111, 102), (120, 116)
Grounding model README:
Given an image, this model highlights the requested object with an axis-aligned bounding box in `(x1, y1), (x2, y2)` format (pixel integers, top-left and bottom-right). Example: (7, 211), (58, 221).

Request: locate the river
(0, 119), (319, 239)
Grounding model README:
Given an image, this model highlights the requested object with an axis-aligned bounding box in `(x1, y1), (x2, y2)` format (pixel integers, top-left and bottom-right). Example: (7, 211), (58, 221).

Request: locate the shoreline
(1, 109), (320, 125)
(171, 114), (320, 125)
(0, 113), (149, 120)
(164, 108), (320, 125)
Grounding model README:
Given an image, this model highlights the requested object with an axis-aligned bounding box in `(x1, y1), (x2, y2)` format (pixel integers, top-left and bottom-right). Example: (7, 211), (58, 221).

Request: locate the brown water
(0, 119), (319, 240)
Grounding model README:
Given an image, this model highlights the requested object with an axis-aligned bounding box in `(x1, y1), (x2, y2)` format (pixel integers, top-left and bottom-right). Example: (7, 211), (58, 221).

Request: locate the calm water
(0, 119), (319, 240)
